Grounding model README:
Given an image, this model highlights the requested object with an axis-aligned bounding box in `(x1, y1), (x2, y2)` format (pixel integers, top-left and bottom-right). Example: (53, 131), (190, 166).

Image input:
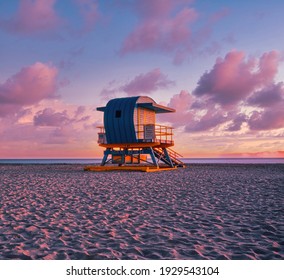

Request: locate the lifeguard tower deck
(85, 96), (185, 172)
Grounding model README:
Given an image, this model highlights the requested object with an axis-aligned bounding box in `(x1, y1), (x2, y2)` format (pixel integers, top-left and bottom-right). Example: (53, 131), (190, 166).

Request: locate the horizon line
(0, 157), (283, 160)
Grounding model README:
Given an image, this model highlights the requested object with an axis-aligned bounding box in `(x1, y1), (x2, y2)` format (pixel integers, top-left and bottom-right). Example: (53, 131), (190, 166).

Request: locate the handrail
(153, 147), (185, 166)
(97, 123), (174, 144)
(167, 147), (183, 158)
(97, 126), (105, 133)
(135, 123), (173, 144)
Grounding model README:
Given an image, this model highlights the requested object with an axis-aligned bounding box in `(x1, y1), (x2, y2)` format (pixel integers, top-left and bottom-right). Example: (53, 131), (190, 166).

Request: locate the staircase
(153, 147), (185, 167)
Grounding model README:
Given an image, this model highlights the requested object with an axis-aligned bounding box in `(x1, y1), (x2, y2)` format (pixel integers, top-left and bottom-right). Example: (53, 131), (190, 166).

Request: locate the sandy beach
(0, 163), (283, 260)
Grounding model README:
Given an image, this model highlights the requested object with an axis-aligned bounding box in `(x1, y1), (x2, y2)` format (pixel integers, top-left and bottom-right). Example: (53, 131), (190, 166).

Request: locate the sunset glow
(0, 0), (283, 158)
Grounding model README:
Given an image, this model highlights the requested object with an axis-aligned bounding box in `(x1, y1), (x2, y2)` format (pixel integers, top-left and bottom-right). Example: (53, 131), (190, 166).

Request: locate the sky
(0, 0), (284, 159)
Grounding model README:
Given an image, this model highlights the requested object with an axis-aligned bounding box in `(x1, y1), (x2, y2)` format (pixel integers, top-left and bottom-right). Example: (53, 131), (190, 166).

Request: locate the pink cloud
(157, 90), (194, 126)
(119, 1), (231, 64)
(0, 102), (96, 155)
(185, 107), (228, 132)
(158, 90), (229, 132)
(74, 105), (86, 117)
(0, 0), (61, 35)
(34, 108), (71, 126)
(34, 106), (90, 127)
(100, 83), (119, 101)
(257, 51), (280, 85)
(157, 50), (284, 133)
(0, 62), (58, 116)
(121, 8), (197, 53)
(193, 50), (280, 106)
(167, 90), (193, 112)
(121, 68), (175, 96)
(226, 113), (247, 131)
(1, 117), (78, 147)
(248, 104), (284, 131)
(247, 82), (284, 108)
(75, 0), (100, 34)
(120, 1), (198, 62)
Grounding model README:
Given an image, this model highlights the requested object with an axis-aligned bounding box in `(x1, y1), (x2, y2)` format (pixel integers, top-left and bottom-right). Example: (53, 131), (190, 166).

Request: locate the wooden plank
(84, 165), (178, 172)
(99, 142), (174, 148)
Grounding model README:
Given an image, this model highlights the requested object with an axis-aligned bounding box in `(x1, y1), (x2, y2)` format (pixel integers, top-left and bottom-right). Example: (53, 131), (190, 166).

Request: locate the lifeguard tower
(85, 96), (185, 172)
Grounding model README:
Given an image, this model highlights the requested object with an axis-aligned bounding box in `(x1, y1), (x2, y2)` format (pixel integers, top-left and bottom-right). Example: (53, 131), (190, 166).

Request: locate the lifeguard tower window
(115, 110), (121, 118)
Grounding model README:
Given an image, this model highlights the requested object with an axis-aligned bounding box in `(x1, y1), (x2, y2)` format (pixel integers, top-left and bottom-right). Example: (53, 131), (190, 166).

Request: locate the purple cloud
(193, 50), (280, 106)
(248, 105), (284, 131)
(121, 68), (175, 96)
(120, 0), (198, 63)
(185, 108), (228, 132)
(247, 82), (284, 108)
(0, 62), (58, 117)
(157, 50), (284, 133)
(0, 0), (62, 35)
(34, 108), (71, 127)
(34, 106), (91, 127)
(226, 113), (247, 131)
(157, 90), (194, 126)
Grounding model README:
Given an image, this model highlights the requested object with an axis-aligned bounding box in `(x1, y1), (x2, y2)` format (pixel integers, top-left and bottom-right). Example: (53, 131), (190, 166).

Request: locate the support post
(163, 148), (174, 167)
(101, 148), (111, 166)
(149, 147), (158, 167)
(121, 148), (126, 165)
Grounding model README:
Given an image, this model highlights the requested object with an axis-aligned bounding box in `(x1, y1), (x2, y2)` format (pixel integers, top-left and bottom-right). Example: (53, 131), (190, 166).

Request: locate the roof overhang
(97, 106), (106, 112)
(137, 103), (175, 113)
(97, 100), (175, 114)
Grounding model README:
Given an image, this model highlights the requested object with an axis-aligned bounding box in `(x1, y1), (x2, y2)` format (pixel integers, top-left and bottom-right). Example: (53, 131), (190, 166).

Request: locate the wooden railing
(135, 124), (173, 144)
(97, 124), (174, 145)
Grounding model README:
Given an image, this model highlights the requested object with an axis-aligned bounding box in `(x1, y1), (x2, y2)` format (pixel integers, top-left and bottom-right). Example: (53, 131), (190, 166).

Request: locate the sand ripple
(0, 164), (283, 259)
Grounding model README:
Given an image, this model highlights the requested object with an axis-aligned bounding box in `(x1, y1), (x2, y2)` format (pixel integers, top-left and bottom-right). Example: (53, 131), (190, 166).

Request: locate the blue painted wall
(104, 96), (139, 144)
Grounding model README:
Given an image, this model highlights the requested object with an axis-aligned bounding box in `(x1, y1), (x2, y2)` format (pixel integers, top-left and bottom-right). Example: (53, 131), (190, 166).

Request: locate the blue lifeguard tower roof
(97, 96), (175, 113)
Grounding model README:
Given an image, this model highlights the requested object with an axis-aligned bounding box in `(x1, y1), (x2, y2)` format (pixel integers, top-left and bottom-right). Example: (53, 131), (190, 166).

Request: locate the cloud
(226, 113), (247, 131)
(157, 50), (284, 134)
(121, 68), (175, 96)
(247, 82), (284, 108)
(34, 106), (91, 127)
(120, 0), (198, 63)
(100, 69), (175, 98)
(0, 62), (58, 117)
(158, 90), (230, 132)
(248, 105), (284, 131)
(121, 7), (197, 53)
(0, 100), (97, 157)
(0, 0), (62, 35)
(185, 108), (228, 132)
(157, 90), (194, 126)
(74, 105), (86, 117)
(100, 80), (120, 100)
(193, 50), (280, 106)
(119, 1), (231, 64)
(257, 50), (280, 85)
(74, 0), (100, 34)
(0, 0), (103, 38)
(34, 108), (71, 126)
